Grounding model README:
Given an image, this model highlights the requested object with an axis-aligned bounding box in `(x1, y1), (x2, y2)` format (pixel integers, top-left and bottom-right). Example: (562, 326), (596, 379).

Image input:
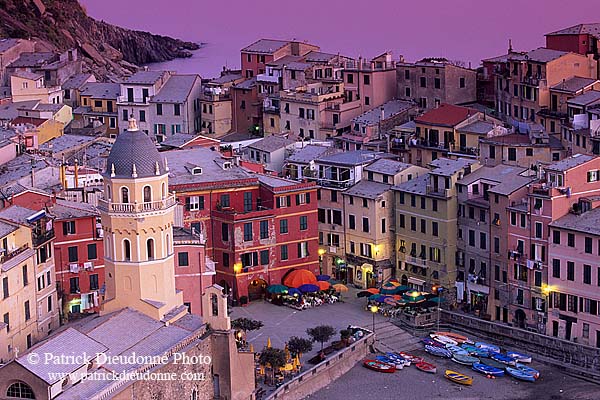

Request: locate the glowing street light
(370, 305), (379, 332)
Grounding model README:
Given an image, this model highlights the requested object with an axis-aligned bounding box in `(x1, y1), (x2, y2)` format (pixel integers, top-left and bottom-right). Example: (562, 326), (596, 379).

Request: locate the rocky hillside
(0, 0), (199, 81)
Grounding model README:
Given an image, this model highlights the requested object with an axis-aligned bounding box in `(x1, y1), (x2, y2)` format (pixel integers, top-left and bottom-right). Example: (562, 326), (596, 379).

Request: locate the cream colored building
(393, 158), (479, 303)
(99, 117), (185, 322)
(10, 72), (62, 104)
(0, 221), (37, 363)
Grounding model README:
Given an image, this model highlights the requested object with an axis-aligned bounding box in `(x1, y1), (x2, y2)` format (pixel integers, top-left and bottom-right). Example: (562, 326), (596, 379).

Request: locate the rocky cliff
(0, 0), (200, 81)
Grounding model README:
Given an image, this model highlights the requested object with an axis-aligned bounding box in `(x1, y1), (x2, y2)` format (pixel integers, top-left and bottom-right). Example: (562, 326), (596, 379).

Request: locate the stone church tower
(99, 116), (185, 323)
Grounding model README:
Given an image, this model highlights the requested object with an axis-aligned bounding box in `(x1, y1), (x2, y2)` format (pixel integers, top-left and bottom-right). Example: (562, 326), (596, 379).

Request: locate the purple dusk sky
(81, 0), (599, 77)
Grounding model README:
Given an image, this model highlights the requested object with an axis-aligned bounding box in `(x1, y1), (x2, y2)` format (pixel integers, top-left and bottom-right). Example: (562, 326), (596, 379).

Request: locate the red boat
(399, 352), (424, 364)
(363, 359), (396, 373)
(415, 361), (437, 373)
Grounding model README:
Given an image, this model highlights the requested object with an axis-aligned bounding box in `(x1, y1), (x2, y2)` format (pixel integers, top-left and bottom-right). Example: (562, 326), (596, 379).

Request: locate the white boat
(430, 334), (458, 346)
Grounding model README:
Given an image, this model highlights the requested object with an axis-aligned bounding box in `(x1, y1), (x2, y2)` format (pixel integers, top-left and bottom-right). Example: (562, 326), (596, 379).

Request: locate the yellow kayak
(445, 369), (473, 385)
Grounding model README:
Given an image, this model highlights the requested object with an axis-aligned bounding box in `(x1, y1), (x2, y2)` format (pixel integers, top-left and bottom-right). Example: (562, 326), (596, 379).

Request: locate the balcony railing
(98, 195), (176, 214)
(426, 185), (451, 198)
(33, 229), (55, 247)
(117, 95), (150, 105)
(405, 255), (428, 268)
(0, 244), (29, 264)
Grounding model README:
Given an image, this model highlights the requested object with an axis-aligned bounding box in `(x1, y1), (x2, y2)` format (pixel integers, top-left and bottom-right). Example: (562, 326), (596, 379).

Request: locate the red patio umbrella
(283, 269), (318, 288)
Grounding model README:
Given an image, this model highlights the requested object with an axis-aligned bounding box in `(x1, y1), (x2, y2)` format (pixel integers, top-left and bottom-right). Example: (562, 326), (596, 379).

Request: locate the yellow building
(99, 116), (185, 322)
(75, 82), (120, 136)
(393, 158), (479, 302)
(10, 117), (64, 150)
(0, 221), (37, 363)
(9, 72), (62, 104)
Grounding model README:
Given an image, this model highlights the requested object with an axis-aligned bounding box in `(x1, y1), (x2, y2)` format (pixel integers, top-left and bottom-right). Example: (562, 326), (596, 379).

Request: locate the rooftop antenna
(508, 39), (513, 53)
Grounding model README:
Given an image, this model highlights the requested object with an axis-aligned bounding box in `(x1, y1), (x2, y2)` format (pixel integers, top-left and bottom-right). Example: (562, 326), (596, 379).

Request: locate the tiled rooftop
(8, 52), (56, 68)
(343, 180), (391, 199)
(50, 199), (98, 220)
(550, 76), (598, 93)
(80, 82), (120, 100)
(430, 158), (477, 176)
(316, 150), (385, 167)
(165, 148), (251, 186)
(546, 23), (600, 38)
(286, 144), (340, 164)
(151, 74), (199, 103)
(122, 70), (167, 85)
(416, 104), (479, 127)
(550, 206), (600, 236)
(247, 135), (295, 152)
(241, 39), (290, 54)
(352, 99), (414, 126)
(567, 90), (600, 106)
(61, 73), (95, 90)
(546, 153), (594, 171)
(364, 158), (413, 175)
(456, 120), (495, 135)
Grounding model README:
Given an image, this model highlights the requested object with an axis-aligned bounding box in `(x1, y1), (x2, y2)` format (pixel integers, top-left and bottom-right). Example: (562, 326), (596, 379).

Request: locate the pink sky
(81, 0), (599, 76)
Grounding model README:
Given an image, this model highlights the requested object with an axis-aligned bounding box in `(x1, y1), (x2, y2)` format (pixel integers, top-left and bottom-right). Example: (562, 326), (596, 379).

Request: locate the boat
(415, 361), (437, 373)
(399, 352), (424, 364)
(490, 352), (517, 366)
(506, 351), (532, 364)
(446, 344), (469, 355)
(431, 334), (458, 346)
(422, 337), (444, 347)
(363, 359), (396, 373)
(482, 359), (506, 370)
(425, 345), (452, 358)
(515, 363), (540, 379)
(475, 342), (500, 353)
(461, 344), (490, 358)
(452, 354), (480, 366)
(444, 370), (473, 385)
(472, 362), (505, 377)
(375, 355), (404, 369)
(506, 366), (536, 382)
(385, 352), (409, 367)
(433, 331), (471, 344)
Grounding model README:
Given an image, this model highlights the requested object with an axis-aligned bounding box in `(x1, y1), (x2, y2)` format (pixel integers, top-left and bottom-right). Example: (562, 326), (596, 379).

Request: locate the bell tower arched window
(123, 239), (131, 261)
(106, 185), (112, 201)
(143, 186), (152, 203)
(121, 187), (129, 203)
(6, 381), (35, 399)
(161, 182), (166, 199)
(147, 238), (155, 260)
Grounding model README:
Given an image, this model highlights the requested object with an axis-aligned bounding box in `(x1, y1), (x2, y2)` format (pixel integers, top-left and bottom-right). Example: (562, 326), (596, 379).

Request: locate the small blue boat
(385, 352), (409, 366)
(422, 337), (444, 347)
(425, 345), (452, 358)
(515, 363), (539, 379)
(506, 366), (536, 382)
(490, 352), (517, 366)
(506, 351), (532, 363)
(460, 344), (489, 358)
(475, 342), (500, 353)
(472, 362), (505, 377)
(375, 355), (404, 369)
(445, 344), (469, 355)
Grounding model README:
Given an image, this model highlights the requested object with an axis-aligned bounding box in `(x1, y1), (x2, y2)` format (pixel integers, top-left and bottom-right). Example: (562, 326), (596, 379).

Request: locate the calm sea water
(81, 0), (599, 79)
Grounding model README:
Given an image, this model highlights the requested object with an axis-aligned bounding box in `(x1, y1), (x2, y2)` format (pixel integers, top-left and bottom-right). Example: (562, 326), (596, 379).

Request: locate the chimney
(380, 106), (385, 121)
(74, 159), (79, 188)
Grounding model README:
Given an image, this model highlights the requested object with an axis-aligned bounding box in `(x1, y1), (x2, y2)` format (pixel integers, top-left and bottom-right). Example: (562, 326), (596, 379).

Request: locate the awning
(408, 277), (425, 285)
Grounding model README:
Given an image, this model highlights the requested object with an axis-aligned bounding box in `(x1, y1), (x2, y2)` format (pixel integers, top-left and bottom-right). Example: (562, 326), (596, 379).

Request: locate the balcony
(213, 205), (273, 222)
(33, 229), (54, 247)
(426, 185), (451, 198)
(521, 75), (543, 86)
(117, 95), (150, 105)
(310, 178), (354, 189)
(405, 255), (428, 268)
(257, 74), (280, 83)
(0, 244), (29, 264)
(98, 194), (176, 214)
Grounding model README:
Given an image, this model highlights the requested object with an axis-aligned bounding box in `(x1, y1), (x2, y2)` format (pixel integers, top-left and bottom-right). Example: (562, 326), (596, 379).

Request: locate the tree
(259, 347), (287, 384)
(287, 336), (313, 358)
(306, 325), (336, 350)
(231, 317), (263, 333)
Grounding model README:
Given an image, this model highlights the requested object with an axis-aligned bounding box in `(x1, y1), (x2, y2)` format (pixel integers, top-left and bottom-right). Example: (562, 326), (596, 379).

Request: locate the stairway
(371, 320), (421, 352)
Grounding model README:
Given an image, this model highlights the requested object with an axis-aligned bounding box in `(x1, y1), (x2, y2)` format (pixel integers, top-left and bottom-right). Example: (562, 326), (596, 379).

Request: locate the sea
(80, 0), (598, 80)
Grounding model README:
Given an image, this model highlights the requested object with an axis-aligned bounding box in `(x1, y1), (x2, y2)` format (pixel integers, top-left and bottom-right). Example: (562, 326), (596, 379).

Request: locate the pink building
(173, 227), (215, 316)
(504, 154), (600, 331)
(548, 197), (600, 347)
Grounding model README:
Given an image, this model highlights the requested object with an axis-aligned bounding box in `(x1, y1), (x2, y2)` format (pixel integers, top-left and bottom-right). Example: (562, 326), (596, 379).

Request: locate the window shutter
(276, 197), (281, 208)
(306, 193), (311, 204)
(185, 197), (191, 211)
(63, 222), (68, 235)
(297, 243), (302, 258)
(296, 194), (300, 205)
(286, 196), (291, 207)
(199, 196), (204, 210)
(252, 252), (258, 266)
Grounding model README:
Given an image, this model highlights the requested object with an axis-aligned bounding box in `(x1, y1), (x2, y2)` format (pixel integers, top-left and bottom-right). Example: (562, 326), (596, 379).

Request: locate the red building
(49, 200), (104, 316)
(166, 147), (319, 303)
(173, 227), (215, 316)
(545, 24), (600, 57)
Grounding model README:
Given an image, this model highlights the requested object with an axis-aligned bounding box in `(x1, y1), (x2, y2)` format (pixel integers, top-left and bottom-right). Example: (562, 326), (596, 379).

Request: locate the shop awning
(408, 277), (425, 285)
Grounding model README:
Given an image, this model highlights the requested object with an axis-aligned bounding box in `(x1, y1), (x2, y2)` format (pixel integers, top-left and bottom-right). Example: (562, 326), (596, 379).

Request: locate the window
(411, 195), (416, 207)
(121, 187), (129, 203)
(552, 230), (560, 244)
(22, 265), (28, 286)
(420, 219), (426, 234)
(297, 242), (309, 258)
(480, 232), (487, 249)
(404, 70), (410, 79)
(432, 199), (438, 212)
(146, 238), (154, 260)
(280, 219), (288, 234)
(24, 300), (30, 321)
(363, 75), (370, 85)
(243, 192), (252, 212)
(220, 194), (230, 208)
(432, 222), (438, 237)
(360, 243), (373, 258)
(331, 190), (338, 202)
(6, 381), (35, 399)
(2, 277), (8, 299)
(399, 192), (405, 204)
(222, 253), (230, 268)
(420, 77), (426, 87)
(552, 259), (561, 278)
(123, 239), (131, 261)
(90, 273), (99, 290)
(535, 222), (543, 239)
(568, 233), (575, 247)
(468, 230), (475, 246)
(280, 245), (288, 260)
(299, 216), (308, 230)
(332, 210), (342, 225)
(420, 197), (426, 209)
(584, 264), (592, 284)
(364, 96), (370, 106)
(186, 196), (204, 211)
(87, 244), (97, 260)
(70, 277), (80, 293)
(362, 217), (370, 233)
(410, 217), (416, 231)
(174, 104), (181, 116)
(63, 220), (76, 235)
(156, 103), (163, 115)
(243, 223), (252, 241)
(68, 246), (78, 262)
(349, 215), (356, 230)
(260, 220), (269, 239)
(277, 195), (291, 208)
(508, 148), (517, 161)
(139, 110), (146, 122)
(221, 223), (229, 241)
(585, 237), (593, 254)
(567, 261), (575, 281)
(459, 77), (465, 88)
(347, 73), (354, 83)
(260, 250), (269, 265)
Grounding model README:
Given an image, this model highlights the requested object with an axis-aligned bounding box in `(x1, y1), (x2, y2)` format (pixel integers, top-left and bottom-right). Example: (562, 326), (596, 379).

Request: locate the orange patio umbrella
(366, 288), (379, 295)
(283, 269), (318, 288)
(317, 281), (331, 291)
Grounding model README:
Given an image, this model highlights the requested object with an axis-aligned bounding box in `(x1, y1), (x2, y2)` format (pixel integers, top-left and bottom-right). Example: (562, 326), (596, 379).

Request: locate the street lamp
(370, 305), (379, 332)
(437, 287), (444, 332)
(318, 248), (326, 275)
(233, 262), (242, 305)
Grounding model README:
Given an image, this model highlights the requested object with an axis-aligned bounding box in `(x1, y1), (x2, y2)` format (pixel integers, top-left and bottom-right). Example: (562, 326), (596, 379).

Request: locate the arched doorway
(280, 268), (296, 285)
(401, 274), (408, 286)
(248, 279), (267, 301)
(515, 309), (526, 329)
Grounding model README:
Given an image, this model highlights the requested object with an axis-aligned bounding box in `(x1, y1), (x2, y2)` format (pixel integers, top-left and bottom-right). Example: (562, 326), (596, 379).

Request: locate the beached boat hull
(446, 344), (469, 355)
(415, 361), (436, 373)
(399, 352), (424, 364)
(425, 345), (452, 358)
(506, 366), (536, 382)
(475, 342), (500, 353)
(515, 364), (540, 379)
(445, 369), (473, 385)
(472, 362), (505, 377)
(452, 354), (480, 366)
(433, 331), (471, 344)
(431, 334), (458, 346)
(507, 351), (532, 363)
(490, 352), (517, 366)
(363, 359), (396, 373)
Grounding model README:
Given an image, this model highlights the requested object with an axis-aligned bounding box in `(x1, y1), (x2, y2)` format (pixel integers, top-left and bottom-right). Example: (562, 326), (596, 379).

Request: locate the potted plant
(240, 296), (248, 306)
(339, 329), (351, 347)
